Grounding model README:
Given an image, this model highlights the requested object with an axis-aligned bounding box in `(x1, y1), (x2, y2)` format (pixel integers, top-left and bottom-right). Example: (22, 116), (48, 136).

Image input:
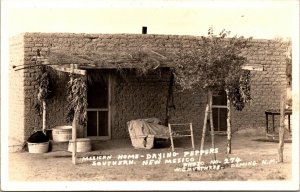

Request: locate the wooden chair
(168, 123), (195, 151)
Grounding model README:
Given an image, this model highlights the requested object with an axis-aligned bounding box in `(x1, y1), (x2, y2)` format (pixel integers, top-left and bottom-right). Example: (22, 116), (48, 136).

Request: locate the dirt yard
(8, 129), (292, 182)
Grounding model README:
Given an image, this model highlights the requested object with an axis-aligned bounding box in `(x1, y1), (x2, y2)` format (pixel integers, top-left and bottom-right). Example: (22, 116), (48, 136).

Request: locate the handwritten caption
(175, 157), (278, 172)
(81, 148), (278, 172)
(83, 148), (218, 166)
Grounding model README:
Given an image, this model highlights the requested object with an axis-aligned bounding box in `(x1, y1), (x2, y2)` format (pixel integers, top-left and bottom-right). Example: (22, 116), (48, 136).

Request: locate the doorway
(212, 90), (227, 132)
(86, 70), (111, 139)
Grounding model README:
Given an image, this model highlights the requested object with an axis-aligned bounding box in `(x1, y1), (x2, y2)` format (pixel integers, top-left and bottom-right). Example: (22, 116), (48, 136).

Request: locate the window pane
(98, 111), (108, 136)
(87, 111), (97, 136)
(212, 90), (227, 105)
(212, 108), (227, 131)
(219, 108), (227, 131)
(87, 71), (108, 108)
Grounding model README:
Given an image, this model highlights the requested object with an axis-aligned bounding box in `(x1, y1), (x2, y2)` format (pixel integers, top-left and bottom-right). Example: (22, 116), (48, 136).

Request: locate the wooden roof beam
(53, 65), (86, 75)
(40, 58), (86, 75)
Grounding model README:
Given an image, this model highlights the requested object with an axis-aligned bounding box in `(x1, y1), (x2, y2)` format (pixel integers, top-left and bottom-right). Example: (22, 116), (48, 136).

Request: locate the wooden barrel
(27, 141), (49, 153)
(52, 126), (72, 142)
(68, 138), (92, 152)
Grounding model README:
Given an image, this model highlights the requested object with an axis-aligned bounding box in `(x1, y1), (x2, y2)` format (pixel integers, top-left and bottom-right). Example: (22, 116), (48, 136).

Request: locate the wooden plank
(154, 135), (169, 139)
(278, 93), (286, 162)
(168, 123), (175, 151)
(226, 88), (232, 154)
(53, 66), (86, 75)
(208, 90), (216, 160)
(72, 117), (77, 165)
(71, 68), (77, 165)
(108, 74), (112, 140)
(169, 123), (190, 126)
(242, 65), (264, 71)
(37, 57), (85, 75)
(199, 104), (209, 162)
(86, 108), (108, 112)
(212, 105), (227, 108)
(190, 123), (195, 150)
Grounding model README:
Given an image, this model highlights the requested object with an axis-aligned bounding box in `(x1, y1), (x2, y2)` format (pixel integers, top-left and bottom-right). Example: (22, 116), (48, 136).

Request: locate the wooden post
(42, 100), (46, 134)
(278, 93), (286, 162)
(199, 103), (209, 162)
(225, 89), (232, 154)
(72, 115), (77, 164)
(189, 123), (195, 150)
(71, 64), (77, 165)
(208, 90), (216, 160)
(168, 123), (175, 151)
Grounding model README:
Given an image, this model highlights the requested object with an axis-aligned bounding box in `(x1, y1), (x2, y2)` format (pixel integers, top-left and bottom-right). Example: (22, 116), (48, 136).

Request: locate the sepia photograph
(1, 0), (299, 191)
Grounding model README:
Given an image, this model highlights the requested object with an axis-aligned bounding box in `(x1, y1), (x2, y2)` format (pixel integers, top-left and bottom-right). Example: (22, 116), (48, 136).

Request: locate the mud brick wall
(231, 39), (289, 131)
(9, 33), (289, 147)
(111, 70), (169, 138)
(170, 86), (207, 136)
(111, 70), (207, 139)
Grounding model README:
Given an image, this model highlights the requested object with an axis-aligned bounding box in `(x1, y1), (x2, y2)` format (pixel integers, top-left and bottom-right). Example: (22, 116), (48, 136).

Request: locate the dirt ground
(8, 129), (292, 182)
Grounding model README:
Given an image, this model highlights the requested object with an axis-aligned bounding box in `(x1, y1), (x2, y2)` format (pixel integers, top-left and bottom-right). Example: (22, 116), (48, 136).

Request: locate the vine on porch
(66, 74), (88, 126)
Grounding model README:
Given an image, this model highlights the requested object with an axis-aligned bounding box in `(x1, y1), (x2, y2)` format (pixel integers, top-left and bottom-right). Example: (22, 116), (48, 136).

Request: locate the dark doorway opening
(86, 70), (110, 139)
(212, 90), (227, 132)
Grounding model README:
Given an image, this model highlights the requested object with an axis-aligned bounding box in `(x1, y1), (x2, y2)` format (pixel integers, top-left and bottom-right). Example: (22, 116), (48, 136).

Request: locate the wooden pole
(225, 89), (232, 154)
(199, 103), (209, 162)
(208, 90), (216, 160)
(42, 100), (46, 134)
(72, 115), (77, 165)
(71, 64), (77, 165)
(190, 123), (195, 150)
(168, 123), (175, 151)
(278, 93), (286, 162)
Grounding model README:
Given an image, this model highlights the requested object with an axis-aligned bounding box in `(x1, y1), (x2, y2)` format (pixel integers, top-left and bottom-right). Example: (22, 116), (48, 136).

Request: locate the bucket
(68, 138), (92, 152)
(52, 126), (72, 142)
(27, 141), (49, 153)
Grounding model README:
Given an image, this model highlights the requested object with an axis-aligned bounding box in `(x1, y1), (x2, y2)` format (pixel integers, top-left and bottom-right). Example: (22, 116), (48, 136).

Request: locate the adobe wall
(231, 39), (288, 130)
(9, 33), (289, 149)
(111, 69), (207, 139)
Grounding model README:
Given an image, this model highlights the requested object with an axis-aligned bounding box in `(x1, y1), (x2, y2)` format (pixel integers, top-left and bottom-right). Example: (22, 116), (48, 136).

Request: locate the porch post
(71, 64), (77, 165)
(72, 116), (77, 165)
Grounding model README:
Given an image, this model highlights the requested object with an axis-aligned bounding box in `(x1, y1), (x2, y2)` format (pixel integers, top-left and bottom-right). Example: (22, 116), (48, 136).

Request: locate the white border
(1, 0), (299, 191)
(291, 3), (300, 189)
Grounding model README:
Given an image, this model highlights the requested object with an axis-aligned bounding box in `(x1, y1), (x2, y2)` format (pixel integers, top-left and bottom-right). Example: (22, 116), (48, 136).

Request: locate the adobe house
(9, 32), (290, 151)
